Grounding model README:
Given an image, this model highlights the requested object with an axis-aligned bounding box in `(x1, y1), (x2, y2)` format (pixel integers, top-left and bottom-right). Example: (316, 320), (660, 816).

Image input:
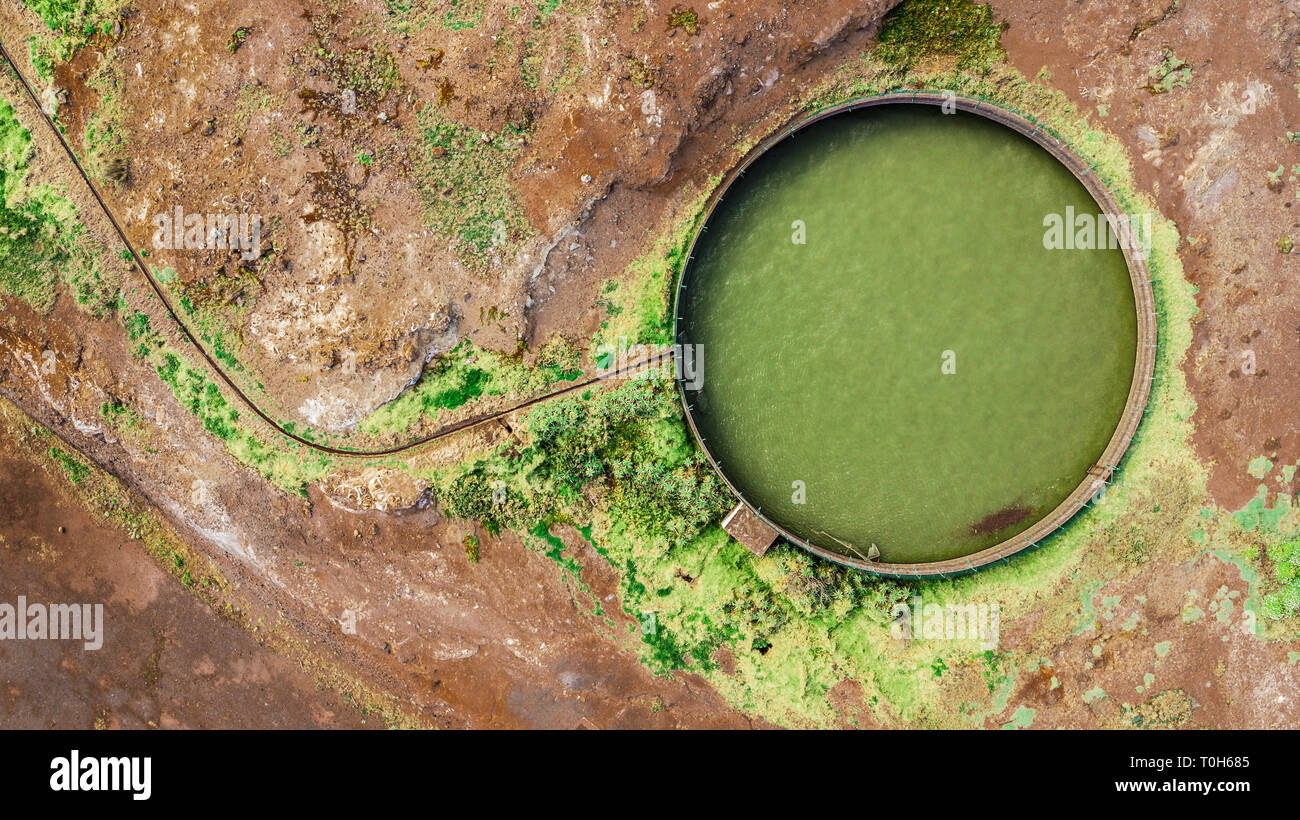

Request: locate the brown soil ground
(0, 429), (373, 729)
(8, 0), (892, 438)
(2, 0), (1300, 729)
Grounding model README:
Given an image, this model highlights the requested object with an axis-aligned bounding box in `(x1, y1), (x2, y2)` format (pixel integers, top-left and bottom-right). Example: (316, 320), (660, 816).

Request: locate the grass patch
(874, 0), (1006, 71)
(357, 335), (581, 438)
(415, 107), (531, 271)
(0, 94), (116, 315)
(1146, 48), (1192, 94)
(592, 190), (712, 356)
(422, 379), (731, 551)
(1261, 536), (1300, 619)
(81, 36), (127, 187)
(49, 445), (90, 485)
(126, 310), (336, 495)
(667, 5), (701, 36)
(99, 399), (141, 431)
(22, 0), (125, 80)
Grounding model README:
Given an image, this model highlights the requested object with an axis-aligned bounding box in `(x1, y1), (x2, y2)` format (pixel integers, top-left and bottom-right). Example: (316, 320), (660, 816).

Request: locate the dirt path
(0, 387), (764, 729)
(0, 432), (377, 729)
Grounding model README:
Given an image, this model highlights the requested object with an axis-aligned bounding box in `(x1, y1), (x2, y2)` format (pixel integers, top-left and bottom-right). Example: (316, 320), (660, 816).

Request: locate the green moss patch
(416, 108), (531, 271)
(875, 0), (1006, 71)
(357, 336), (581, 438)
(0, 94), (116, 315)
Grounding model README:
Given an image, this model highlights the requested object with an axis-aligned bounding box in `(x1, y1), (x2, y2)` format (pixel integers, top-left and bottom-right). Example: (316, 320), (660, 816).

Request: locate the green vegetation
(358, 336), (581, 438)
(667, 5), (701, 36)
(227, 27), (249, 54)
(22, 0), (124, 79)
(49, 445), (90, 485)
(1262, 538), (1300, 619)
(233, 81), (277, 126)
(627, 56), (655, 90)
(83, 49), (127, 187)
(874, 0), (1006, 71)
(1279, 235), (1294, 254)
(99, 399), (141, 432)
(427, 379), (731, 549)
(415, 107), (531, 270)
(0, 95), (116, 315)
(339, 47), (399, 102)
(22, 0), (130, 186)
(1125, 689), (1195, 727)
(0, 98), (65, 312)
(23, 0), (108, 32)
(166, 265), (257, 378)
(441, 0), (484, 30)
(591, 192), (710, 358)
(463, 533), (480, 563)
(302, 15), (399, 108)
(123, 309), (150, 340)
(520, 37), (543, 90)
(125, 310), (335, 494)
(1147, 48), (1191, 94)
(155, 351), (242, 441)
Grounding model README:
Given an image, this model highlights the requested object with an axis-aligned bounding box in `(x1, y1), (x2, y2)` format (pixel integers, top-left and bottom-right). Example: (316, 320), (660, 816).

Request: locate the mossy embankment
(1, 1), (130, 316)
(0, 91), (117, 315)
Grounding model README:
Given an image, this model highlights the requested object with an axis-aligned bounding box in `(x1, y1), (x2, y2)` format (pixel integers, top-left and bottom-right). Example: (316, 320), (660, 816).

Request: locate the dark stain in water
(970, 505), (1033, 536)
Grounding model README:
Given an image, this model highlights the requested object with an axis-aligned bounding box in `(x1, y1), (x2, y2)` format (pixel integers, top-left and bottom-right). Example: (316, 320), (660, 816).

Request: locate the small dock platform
(722, 502), (779, 557)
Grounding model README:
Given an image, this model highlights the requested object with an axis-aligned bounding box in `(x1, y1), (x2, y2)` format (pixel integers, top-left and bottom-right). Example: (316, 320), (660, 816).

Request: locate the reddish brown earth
(0, 389), (762, 729)
(1, 0), (1300, 729)
(0, 435), (373, 729)
(13, 0), (893, 438)
(994, 551), (1300, 730)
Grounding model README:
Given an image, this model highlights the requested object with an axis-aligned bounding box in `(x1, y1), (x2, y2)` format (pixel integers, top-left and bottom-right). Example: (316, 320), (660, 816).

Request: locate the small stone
(581, 173), (593, 184)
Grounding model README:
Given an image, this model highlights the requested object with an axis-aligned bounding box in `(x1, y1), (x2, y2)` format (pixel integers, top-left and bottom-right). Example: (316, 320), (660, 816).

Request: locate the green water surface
(678, 105), (1138, 565)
